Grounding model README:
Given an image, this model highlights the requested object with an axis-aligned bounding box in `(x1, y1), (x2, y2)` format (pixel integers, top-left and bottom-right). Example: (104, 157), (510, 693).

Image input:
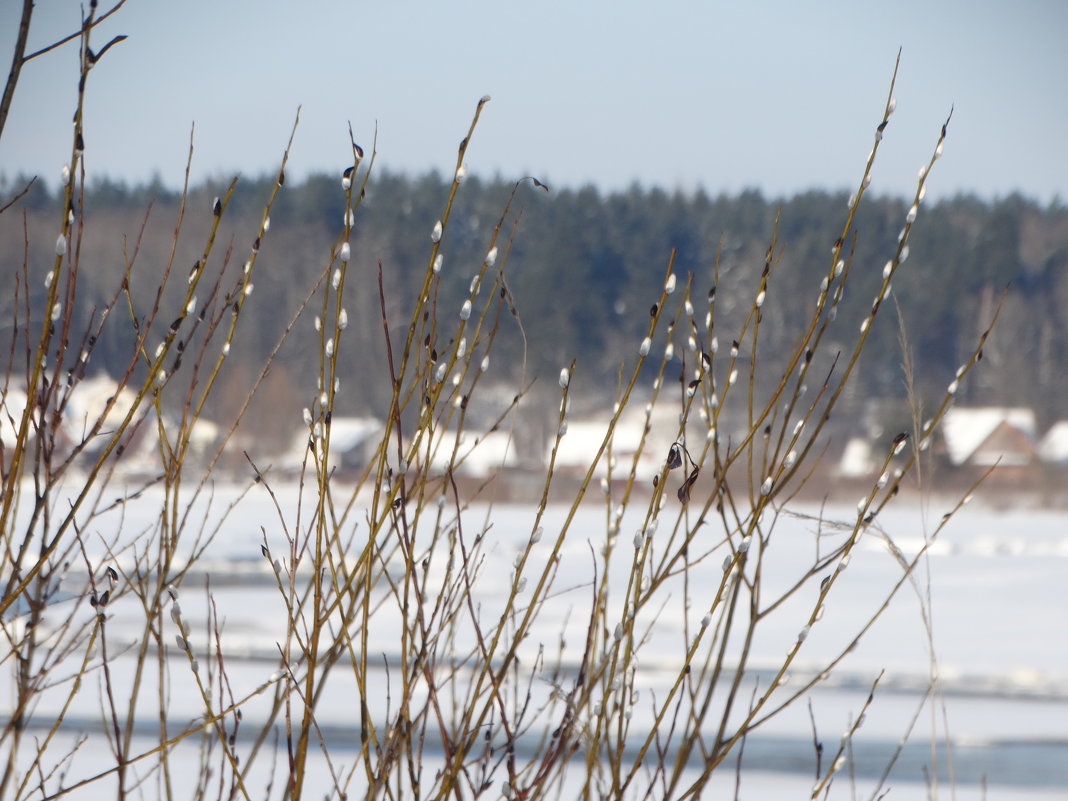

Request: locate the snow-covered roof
(1038, 421), (1068, 464)
(326, 417), (381, 452)
(186, 417), (220, 448)
(837, 437), (876, 477)
(427, 429), (519, 478)
(941, 407), (1036, 466)
(1, 386), (29, 447)
(66, 373), (140, 434)
(278, 416), (382, 473)
(550, 419), (647, 476)
(551, 403), (711, 480)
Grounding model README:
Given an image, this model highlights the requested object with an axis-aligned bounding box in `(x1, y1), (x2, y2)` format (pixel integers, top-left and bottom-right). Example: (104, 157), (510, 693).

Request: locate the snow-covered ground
(4, 482), (1066, 799)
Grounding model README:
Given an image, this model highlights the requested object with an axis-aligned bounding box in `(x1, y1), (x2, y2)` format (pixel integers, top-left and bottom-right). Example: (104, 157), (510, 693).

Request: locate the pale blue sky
(2, 0), (1065, 201)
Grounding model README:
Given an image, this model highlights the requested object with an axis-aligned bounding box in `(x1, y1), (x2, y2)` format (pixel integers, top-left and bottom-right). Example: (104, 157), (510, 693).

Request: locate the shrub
(1, 10), (994, 801)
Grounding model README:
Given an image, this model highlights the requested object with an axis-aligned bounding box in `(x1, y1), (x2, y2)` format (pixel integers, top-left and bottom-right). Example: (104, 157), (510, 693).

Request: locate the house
(185, 417), (221, 459)
(279, 416), (382, 476)
(550, 401), (703, 482)
(1038, 421), (1068, 465)
(940, 407), (1037, 467)
(836, 437), (877, 477)
(550, 418), (647, 479)
(64, 372), (141, 453)
(1, 385), (29, 449)
(423, 428), (519, 478)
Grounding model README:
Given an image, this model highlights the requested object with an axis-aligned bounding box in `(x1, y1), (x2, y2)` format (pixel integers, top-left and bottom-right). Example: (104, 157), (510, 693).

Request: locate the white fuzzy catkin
(431, 220), (443, 243)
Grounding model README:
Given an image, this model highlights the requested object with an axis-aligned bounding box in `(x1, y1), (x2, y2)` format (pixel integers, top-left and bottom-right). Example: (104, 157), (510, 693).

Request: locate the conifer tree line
(3, 171), (1065, 446)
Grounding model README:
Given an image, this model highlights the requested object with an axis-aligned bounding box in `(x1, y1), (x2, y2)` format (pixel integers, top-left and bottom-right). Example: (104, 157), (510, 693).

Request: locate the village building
(940, 407), (1038, 468)
(1037, 421), (1068, 466)
(278, 416), (381, 477)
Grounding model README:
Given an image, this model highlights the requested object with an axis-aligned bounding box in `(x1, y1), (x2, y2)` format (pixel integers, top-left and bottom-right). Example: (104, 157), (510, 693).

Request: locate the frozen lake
(4, 481), (1067, 799)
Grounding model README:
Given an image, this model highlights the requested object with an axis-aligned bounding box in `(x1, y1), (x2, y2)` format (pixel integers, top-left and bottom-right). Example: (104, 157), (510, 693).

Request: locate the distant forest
(2, 170), (1066, 451)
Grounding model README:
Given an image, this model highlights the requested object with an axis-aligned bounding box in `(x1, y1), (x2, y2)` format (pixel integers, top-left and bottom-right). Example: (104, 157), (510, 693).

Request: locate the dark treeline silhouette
(3, 170), (1066, 444)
